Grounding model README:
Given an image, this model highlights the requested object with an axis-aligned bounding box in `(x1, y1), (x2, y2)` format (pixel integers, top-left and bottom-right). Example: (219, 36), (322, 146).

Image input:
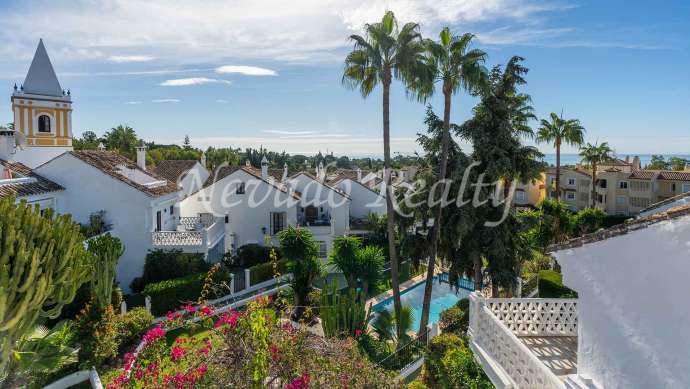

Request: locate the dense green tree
(343, 11), (429, 333)
(72, 130), (100, 150)
(278, 226), (321, 320)
(328, 236), (362, 289)
(102, 125), (138, 159)
(536, 112), (585, 200)
(669, 156), (688, 171)
(580, 142), (614, 207)
(357, 245), (385, 297)
(648, 155), (668, 170)
(416, 26), (488, 334)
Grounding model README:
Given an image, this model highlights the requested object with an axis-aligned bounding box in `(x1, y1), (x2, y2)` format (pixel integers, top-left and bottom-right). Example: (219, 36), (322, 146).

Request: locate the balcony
(469, 293), (579, 389)
(151, 215), (224, 251)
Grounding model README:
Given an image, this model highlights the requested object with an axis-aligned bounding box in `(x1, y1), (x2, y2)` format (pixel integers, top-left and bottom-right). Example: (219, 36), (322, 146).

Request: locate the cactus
(319, 282), (368, 338)
(0, 196), (93, 374)
(86, 233), (124, 309)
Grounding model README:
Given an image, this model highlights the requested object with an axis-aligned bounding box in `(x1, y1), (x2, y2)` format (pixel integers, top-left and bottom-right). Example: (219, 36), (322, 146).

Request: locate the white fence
(42, 368), (102, 389)
(469, 292), (578, 389)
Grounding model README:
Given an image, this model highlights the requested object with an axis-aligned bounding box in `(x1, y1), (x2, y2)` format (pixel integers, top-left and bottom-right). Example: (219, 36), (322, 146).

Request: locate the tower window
(38, 115), (51, 133)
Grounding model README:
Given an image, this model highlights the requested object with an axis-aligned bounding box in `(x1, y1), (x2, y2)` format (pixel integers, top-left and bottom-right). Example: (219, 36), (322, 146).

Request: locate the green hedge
(229, 244), (282, 268)
(249, 258), (290, 285)
(142, 269), (229, 316)
(538, 270), (577, 298)
(131, 249), (209, 292)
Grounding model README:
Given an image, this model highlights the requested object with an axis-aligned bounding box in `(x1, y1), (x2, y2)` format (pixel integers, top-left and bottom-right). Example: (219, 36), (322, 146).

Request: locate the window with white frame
(514, 191), (526, 202)
(566, 192), (575, 200)
(619, 181), (628, 189)
(568, 178), (576, 186)
(269, 212), (287, 235)
(236, 182), (245, 194)
(38, 115), (51, 133)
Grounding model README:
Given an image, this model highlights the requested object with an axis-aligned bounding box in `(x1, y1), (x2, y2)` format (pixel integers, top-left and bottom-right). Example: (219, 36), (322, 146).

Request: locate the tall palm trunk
(555, 138), (561, 201)
(418, 86), (452, 335)
(590, 162), (597, 208)
(382, 65), (403, 338)
(473, 253), (482, 291)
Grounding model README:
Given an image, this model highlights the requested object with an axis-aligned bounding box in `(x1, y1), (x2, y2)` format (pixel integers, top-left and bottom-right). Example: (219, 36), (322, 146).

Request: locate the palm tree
(416, 27), (487, 335)
(536, 113), (585, 201)
(343, 11), (427, 337)
(579, 142), (613, 208)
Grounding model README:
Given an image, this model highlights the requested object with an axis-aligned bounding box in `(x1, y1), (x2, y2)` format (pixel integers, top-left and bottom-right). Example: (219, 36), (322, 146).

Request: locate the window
(671, 183), (676, 191)
(630, 197), (650, 208)
(270, 212), (287, 235)
(566, 192), (575, 200)
(619, 181), (628, 189)
(549, 191), (557, 198)
(156, 211), (162, 231)
(597, 194), (604, 203)
(38, 115), (51, 133)
(599, 179), (607, 188)
(683, 184), (690, 193)
(170, 205), (174, 215)
(568, 178), (575, 186)
(514, 191), (526, 201)
(236, 182), (245, 194)
(616, 196), (627, 205)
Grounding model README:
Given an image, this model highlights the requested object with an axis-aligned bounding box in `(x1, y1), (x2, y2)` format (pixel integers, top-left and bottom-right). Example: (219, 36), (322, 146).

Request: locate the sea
(540, 154), (690, 168)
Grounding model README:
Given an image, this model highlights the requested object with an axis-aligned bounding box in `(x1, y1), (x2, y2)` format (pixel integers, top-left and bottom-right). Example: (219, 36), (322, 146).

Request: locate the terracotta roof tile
(153, 160), (198, 183)
(0, 159), (63, 198)
(628, 170), (656, 180)
(657, 171), (690, 181)
(69, 151), (179, 197)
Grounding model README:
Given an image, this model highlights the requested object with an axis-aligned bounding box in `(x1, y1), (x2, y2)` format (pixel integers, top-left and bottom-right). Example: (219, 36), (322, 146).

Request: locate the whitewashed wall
(288, 173), (350, 236)
(334, 178), (386, 219)
(178, 162), (209, 198)
(36, 153), (179, 292)
(555, 216), (690, 389)
(180, 169), (297, 250)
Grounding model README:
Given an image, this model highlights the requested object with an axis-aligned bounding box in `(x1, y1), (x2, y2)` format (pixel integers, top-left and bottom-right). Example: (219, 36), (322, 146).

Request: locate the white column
(120, 301), (127, 314)
(144, 296), (152, 313)
(245, 268), (251, 289)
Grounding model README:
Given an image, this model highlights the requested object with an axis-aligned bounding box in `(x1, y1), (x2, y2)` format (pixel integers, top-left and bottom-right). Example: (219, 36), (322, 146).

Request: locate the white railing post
(245, 268), (251, 289)
(144, 296), (151, 314)
(229, 274), (234, 295)
(89, 367), (104, 389)
(468, 291), (484, 337)
(120, 300), (127, 314)
(517, 277), (523, 298)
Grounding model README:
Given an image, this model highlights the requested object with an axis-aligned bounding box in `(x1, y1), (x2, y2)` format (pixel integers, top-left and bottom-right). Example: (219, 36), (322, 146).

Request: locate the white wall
(334, 178), (386, 219)
(555, 216), (690, 389)
(180, 169), (297, 250)
(288, 173), (350, 236)
(179, 162), (209, 198)
(35, 153), (179, 292)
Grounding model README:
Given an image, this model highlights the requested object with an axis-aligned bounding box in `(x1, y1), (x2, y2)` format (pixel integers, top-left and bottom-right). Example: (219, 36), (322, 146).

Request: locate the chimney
(245, 159), (251, 167)
(136, 140), (147, 171)
(356, 167), (362, 182)
(200, 151), (207, 168)
(317, 161), (325, 181)
(625, 155), (630, 163)
(0, 129), (17, 163)
(261, 156), (269, 180)
(282, 162), (288, 182)
(97, 142), (105, 151)
(632, 156), (641, 171)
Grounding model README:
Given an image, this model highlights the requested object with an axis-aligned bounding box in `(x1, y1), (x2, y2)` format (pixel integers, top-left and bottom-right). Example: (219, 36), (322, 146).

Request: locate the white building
(469, 200), (690, 389)
(327, 170), (386, 220)
(152, 158), (210, 198)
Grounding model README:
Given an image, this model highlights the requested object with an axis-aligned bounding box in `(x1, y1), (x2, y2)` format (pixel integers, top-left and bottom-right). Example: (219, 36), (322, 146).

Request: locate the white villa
(469, 198), (690, 388)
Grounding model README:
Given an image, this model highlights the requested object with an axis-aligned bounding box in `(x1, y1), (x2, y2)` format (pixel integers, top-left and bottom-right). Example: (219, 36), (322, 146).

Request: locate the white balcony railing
(469, 293), (578, 389)
(151, 216), (224, 250)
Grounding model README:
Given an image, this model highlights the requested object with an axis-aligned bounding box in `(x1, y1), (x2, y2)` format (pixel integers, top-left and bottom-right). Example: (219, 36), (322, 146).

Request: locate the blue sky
(1, 0), (688, 157)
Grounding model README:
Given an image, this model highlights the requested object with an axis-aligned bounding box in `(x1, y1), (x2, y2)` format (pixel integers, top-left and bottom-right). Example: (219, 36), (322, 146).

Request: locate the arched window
(38, 115), (51, 133)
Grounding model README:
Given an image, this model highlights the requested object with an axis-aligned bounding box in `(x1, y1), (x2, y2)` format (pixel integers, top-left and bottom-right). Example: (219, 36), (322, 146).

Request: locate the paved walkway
(519, 336), (578, 377)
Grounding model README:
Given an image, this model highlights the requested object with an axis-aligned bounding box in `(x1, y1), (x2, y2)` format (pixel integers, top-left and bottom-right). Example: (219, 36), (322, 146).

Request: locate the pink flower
(166, 311), (182, 321)
(354, 329), (363, 337)
(214, 311), (240, 328)
(200, 306), (214, 317)
(171, 345), (186, 361)
(142, 325), (166, 347)
(183, 304), (197, 313)
(196, 364), (208, 375)
(285, 372), (310, 389)
(175, 337), (185, 344)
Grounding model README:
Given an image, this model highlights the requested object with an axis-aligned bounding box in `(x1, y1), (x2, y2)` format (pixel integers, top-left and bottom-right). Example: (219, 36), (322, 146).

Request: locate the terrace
(469, 292), (579, 389)
(151, 214), (225, 255)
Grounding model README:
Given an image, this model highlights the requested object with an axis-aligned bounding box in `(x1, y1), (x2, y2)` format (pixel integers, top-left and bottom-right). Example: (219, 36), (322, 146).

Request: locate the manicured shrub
(572, 207), (606, 235)
(423, 333), (492, 388)
(439, 306), (468, 335)
(248, 258), (290, 285)
(115, 307), (154, 352)
(228, 243), (282, 268)
(143, 269), (229, 316)
(130, 249), (209, 292)
(75, 303), (119, 368)
(538, 270), (578, 298)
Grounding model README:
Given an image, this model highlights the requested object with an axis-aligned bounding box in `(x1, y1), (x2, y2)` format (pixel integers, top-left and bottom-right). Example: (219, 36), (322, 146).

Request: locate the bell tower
(11, 39), (73, 168)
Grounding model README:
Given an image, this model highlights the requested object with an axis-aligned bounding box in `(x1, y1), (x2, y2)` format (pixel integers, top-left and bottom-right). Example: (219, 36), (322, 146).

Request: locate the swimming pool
(370, 274), (472, 331)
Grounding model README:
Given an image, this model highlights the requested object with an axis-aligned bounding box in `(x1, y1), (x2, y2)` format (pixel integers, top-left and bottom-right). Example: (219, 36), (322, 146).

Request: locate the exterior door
(305, 206), (317, 224)
(156, 211), (162, 231)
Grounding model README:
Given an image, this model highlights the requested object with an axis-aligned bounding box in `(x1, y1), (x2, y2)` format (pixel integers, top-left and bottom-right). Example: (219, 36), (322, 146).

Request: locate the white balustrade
(469, 293), (577, 389)
(151, 230), (203, 246)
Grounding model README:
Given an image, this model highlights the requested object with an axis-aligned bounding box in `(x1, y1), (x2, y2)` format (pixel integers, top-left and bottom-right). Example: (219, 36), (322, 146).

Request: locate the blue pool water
(371, 275), (472, 330)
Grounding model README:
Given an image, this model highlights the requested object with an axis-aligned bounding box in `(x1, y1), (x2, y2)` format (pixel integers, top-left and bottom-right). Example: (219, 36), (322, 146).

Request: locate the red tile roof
(152, 160), (199, 183)
(657, 171), (690, 181)
(0, 159), (63, 198)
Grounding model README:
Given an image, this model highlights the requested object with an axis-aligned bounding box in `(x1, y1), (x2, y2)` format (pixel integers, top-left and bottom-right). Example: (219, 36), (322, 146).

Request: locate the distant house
(0, 151), (64, 210)
(179, 163), (298, 253)
(327, 170), (386, 220)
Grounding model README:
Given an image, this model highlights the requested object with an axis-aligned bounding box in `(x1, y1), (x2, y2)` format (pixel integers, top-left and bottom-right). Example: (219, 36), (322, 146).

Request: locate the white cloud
(215, 99), (229, 103)
(108, 55), (156, 63)
(215, 65), (277, 76)
(152, 99), (181, 103)
(0, 0), (572, 65)
(124, 101), (143, 105)
(160, 77), (231, 86)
